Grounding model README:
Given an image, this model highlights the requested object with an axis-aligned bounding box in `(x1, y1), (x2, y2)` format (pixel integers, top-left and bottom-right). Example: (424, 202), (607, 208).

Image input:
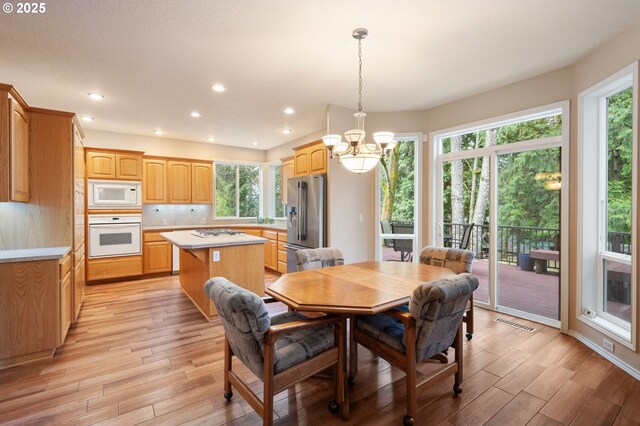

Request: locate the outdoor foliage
(274, 164), (284, 218)
(607, 87), (633, 234)
(215, 164), (261, 217)
(379, 140), (415, 221)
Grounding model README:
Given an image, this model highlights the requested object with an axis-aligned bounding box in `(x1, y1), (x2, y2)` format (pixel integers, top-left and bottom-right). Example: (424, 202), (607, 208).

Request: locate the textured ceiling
(1, 0), (640, 150)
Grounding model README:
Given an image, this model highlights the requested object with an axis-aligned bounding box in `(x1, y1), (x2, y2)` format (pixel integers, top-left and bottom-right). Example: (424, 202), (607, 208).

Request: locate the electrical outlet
(201, 218), (206, 224)
(603, 338), (614, 352)
(213, 251), (220, 262)
(358, 213), (364, 222)
(161, 218), (168, 225)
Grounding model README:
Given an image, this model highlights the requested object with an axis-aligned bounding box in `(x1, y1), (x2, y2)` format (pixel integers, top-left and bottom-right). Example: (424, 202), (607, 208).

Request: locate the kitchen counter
(160, 230), (267, 249)
(144, 224), (285, 232)
(0, 246), (71, 263)
(162, 231), (266, 321)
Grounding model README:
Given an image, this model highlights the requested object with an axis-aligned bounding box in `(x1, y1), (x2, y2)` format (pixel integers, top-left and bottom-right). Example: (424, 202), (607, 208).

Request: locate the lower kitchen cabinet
(87, 255), (143, 281)
(73, 243), (85, 322)
(262, 231), (278, 271)
(277, 232), (287, 273)
(143, 232), (172, 274)
(0, 252), (72, 370)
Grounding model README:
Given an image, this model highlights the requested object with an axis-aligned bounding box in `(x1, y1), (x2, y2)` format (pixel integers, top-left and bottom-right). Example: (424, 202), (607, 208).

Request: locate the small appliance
(88, 180), (142, 209)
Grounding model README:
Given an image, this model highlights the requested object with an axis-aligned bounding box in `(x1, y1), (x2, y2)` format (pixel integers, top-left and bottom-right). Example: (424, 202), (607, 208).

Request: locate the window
(579, 63), (637, 347)
(273, 164), (285, 218)
(215, 163), (262, 218)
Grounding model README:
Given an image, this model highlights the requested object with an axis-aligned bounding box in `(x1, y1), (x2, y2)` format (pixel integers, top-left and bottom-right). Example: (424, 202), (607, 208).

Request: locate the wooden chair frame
(224, 308), (346, 426)
(349, 310), (463, 425)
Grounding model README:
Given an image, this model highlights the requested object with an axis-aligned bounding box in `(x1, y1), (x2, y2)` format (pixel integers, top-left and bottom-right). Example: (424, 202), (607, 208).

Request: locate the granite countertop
(144, 223), (286, 232)
(161, 230), (267, 249)
(0, 246), (72, 263)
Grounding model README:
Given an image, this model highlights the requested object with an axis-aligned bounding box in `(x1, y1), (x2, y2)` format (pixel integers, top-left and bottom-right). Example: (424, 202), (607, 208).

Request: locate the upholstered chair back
(296, 248), (344, 271)
(419, 246), (474, 274)
(204, 277), (270, 379)
(409, 273), (479, 361)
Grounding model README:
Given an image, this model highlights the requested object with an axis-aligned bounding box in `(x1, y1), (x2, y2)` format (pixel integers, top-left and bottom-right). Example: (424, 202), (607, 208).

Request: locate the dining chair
(419, 246), (476, 340)
(205, 277), (345, 425)
(350, 273), (479, 426)
(295, 247), (344, 271)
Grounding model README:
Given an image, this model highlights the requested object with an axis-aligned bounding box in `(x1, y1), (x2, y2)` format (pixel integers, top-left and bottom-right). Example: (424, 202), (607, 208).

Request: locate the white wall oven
(88, 180), (141, 209)
(88, 214), (142, 258)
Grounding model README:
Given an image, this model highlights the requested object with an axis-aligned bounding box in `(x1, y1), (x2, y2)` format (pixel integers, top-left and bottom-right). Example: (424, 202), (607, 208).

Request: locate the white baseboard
(568, 330), (640, 380)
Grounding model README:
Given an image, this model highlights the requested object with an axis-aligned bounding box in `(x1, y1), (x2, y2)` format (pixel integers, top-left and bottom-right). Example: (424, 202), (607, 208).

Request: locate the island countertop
(160, 230), (267, 249)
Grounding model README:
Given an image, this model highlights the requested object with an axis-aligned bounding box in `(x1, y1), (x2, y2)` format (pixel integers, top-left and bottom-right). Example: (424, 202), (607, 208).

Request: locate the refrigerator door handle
(300, 181), (307, 240)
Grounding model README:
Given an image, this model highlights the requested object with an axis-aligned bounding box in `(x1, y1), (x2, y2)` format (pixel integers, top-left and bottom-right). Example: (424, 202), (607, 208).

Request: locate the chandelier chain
(357, 38), (363, 112)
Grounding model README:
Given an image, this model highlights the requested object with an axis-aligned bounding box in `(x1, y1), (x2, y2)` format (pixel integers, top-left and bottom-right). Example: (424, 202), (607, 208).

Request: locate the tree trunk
(468, 133), (481, 224)
(472, 129), (496, 226)
(450, 135), (464, 225)
(380, 145), (400, 220)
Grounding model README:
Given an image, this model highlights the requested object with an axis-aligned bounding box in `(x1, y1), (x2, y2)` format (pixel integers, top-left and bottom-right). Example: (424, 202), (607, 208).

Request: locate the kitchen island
(161, 230), (266, 321)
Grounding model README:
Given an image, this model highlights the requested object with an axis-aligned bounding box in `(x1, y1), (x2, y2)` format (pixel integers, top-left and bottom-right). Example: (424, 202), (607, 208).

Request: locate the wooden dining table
(265, 260), (458, 419)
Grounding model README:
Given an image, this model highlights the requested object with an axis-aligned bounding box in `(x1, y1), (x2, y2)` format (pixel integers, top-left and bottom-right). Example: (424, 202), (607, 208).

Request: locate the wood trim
(143, 154), (214, 163)
(280, 155), (294, 162)
(84, 147), (145, 155)
(272, 348), (338, 394)
(27, 107), (75, 117)
(7, 86), (29, 110)
(0, 348), (55, 371)
(87, 209), (142, 215)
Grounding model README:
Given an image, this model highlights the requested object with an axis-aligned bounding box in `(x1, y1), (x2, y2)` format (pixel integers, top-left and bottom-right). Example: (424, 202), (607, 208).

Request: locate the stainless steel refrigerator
(285, 174), (326, 272)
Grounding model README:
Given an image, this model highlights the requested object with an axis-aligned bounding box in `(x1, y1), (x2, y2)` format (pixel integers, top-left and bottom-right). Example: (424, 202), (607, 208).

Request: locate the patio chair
(205, 277), (345, 425)
(419, 246), (476, 340)
(350, 273), (479, 425)
(391, 221), (414, 262)
(380, 220), (394, 248)
(296, 247), (344, 271)
(459, 223), (475, 250)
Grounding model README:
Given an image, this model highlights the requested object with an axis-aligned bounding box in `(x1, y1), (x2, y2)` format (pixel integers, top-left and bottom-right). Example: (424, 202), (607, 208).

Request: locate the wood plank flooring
(0, 273), (638, 425)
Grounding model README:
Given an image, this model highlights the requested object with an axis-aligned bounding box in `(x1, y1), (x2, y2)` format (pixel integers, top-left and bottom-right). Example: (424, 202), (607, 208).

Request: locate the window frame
(271, 162), (285, 219)
(214, 161), (263, 219)
(577, 62), (638, 349)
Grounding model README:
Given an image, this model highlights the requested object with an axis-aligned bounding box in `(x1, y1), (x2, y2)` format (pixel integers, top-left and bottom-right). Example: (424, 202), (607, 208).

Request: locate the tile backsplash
(142, 205), (279, 228)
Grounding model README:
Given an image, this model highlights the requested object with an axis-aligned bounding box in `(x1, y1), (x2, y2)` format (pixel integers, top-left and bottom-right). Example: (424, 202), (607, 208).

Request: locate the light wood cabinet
(73, 246), (85, 322)
(86, 149), (142, 181)
(0, 255), (71, 370)
(293, 141), (327, 177)
(86, 151), (116, 179)
(262, 230), (278, 271)
(191, 162), (213, 204)
(0, 88), (30, 203)
(143, 232), (172, 273)
(142, 158), (168, 203)
(73, 125), (85, 252)
(281, 157), (294, 204)
(9, 98), (30, 202)
(168, 161), (192, 203)
(87, 255), (142, 281)
(115, 154), (142, 180)
(277, 232), (287, 273)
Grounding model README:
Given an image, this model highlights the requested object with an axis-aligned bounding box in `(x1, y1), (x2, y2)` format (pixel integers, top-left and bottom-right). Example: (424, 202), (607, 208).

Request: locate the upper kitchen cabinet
(294, 141), (327, 176)
(191, 161), (213, 204)
(142, 157), (168, 203)
(281, 156), (294, 203)
(86, 148), (143, 180)
(0, 85), (30, 203)
(168, 160), (191, 203)
(143, 156), (212, 204)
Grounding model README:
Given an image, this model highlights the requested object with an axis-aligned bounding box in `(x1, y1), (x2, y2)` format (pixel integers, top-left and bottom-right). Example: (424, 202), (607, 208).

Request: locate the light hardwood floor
(1, 273), (639, 425)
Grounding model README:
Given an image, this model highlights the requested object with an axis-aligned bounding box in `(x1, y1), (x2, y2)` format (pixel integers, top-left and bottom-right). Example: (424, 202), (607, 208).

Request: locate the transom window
(215, 163), (262, 218)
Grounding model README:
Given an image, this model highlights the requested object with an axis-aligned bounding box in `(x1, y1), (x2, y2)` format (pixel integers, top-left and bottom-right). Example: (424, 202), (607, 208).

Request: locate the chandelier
(322, 28), (396, 174)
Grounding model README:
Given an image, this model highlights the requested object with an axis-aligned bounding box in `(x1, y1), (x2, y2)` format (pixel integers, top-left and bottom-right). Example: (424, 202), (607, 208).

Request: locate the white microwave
(88, 180), (142, 209)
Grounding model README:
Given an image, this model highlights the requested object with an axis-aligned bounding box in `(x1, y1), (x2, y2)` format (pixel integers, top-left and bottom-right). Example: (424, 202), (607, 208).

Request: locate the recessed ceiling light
(190, 111), (201, 118)
(81, 115), (94, 122)
(281, 128), (292, 134)
(284, 107), (295, 115)
(206, 137), (214, 142)
(211, 84), (226, 93)
(251, 142), (259, 147)
(88, 92), (104, 101)
(153, 129), (163, 135)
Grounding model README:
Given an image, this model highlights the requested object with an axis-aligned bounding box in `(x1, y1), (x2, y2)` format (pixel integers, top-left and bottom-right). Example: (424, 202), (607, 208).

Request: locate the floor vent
(495, 318), (536, 333)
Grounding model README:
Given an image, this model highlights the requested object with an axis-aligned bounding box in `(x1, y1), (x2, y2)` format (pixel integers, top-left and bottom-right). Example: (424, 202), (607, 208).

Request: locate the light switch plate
(213, 251), (220, 262)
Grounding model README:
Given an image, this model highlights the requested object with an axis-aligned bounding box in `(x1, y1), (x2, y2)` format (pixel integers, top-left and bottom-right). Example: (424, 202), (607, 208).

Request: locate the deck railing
(443, 222), (631, 270)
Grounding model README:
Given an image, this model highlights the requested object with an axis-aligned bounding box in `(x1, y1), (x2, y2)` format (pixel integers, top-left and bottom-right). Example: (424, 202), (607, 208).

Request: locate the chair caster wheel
(453, 384), (462, 396)
(224, 391), (233, 401)
(466, 333), (473, 341)
(328, 400), (340, 413)
(347, 376), (356, 386)
(403, 415), (414, 425)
